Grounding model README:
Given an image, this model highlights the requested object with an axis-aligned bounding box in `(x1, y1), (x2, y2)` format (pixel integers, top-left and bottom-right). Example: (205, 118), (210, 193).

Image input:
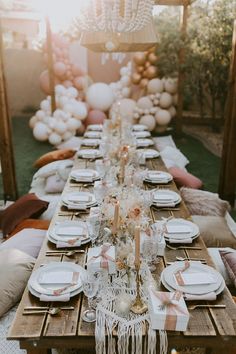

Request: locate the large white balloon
(164, 78), (178, 94)
(29, 116), (38, 129)
(155, 109), (172, 126)
(137, 96), (153, 109)
(159, 92), (173, 109)
(54, 120), (67, 134)
(140, 115), (156, 131)
(72, 101), (87, 120)
(147, 78), (164, 94)
(48, 132), (62, 145)
(33, 122), (49, 141)
(86, 83), (114, 111)
(35, 110), (45, 120)
(67, 118), (81, 131)
(40, 99), (50, 112)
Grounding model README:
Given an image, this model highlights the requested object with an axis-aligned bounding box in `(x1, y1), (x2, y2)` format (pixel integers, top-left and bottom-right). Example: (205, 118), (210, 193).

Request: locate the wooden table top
(8, 141), (236, 353)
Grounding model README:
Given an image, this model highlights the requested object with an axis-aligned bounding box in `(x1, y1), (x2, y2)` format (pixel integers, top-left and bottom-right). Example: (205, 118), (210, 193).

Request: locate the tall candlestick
(134, 226), (140, 268)
(112, 201), (120, 235)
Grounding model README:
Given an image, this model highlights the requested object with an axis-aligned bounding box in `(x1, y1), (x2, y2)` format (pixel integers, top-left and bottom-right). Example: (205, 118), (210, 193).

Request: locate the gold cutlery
(24, 306), (74, 311)
(188, 304), (226, 311)
(166, 245), (202, 250)
(23, 308), (64, 316)
(176, 256), (206, 262)
(46, 250), (85, 257)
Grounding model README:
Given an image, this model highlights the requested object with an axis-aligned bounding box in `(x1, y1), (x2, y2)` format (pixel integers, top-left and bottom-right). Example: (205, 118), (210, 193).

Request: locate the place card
(39, 271), (73, 285)
(166, 225), (192, 234)
(175, 272), (216, 286)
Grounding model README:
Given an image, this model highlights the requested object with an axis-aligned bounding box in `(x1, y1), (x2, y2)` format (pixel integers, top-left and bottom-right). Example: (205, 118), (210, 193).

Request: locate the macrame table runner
(95, 286), (168, 354)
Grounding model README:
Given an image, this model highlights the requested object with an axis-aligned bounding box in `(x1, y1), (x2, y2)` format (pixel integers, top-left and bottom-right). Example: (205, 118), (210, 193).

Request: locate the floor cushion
(220, 249), (236, 288)
(169, 167), (203, 189)
(45, 174), (66, 194)
(0, 229), (46, 258)
(34, 149), (76, 168)
(0, 194), (49, 237)
(192, 215), (236, 248)
(0, 249), (35, 318)
(180, 188), (230, 217)
(160, 146), (189, 170)
(207, 247), (233, 285)
(39, 195), (61, 221)
(7, 219), (50, 238)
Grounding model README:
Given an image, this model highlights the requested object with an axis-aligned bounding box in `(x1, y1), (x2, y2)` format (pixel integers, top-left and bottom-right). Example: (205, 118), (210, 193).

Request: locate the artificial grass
(0, 117), (235, 220)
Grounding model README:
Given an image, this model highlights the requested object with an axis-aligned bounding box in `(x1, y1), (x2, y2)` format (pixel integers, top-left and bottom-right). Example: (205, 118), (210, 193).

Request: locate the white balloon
(147, 78), (164, 94)
(140, 115), (156, 131)
(159, 92), (173, 109)
(53, 109), (65, 119)
(121, 87), (131, 98)
(54, 121), (67, 134)
(43, 116), (50, 124)
(72, 101), (87, 120)
(62, 131), (73, 141)
(29, 116), (38, 129)
(55, 85), (66, 96)
(169, 105), (177, 118)
(67, 118), (81, 131)
(59, 96), (69, 108)
(48, 132), (62, 145)
(66, 87), (78, 99)
(35, 110), (45, 120)
(86, 83), (114, 111)
(40, 99), (50, 112)
(155, 109), (172, 126)
(63, 103), (74, 115)
(33, 122), (49, 141)
(164, 78), (178, 94)
(137, 96), (153, 109)
(120, 75), (131, 87)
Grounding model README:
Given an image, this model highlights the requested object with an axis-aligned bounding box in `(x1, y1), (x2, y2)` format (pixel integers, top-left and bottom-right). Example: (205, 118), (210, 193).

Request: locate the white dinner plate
(132, 124), (148, 131)
(49, 221), (89, 243)
(84, 131), (102, 138)
(152, 189), (181, 207)
(136, 138), (154, 147)
(163, 218), (200, 241)
(133, 131), (151, 138)
(144, 170), (173, 184)
(70, 169), (100, 182)
(81, 139), (101, 147)
(140, 149), (160, 159)
(161, 270), (225, 297)
(29, 262), (85, 296)
(87, 124), (103, 131)
(62, 191), (97, 208)
(161, 261), (224, 295)
(77, 149), (102, 159)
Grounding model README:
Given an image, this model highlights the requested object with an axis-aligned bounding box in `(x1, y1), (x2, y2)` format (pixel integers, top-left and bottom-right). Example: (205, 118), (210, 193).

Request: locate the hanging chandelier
(74, 0), (154, 34)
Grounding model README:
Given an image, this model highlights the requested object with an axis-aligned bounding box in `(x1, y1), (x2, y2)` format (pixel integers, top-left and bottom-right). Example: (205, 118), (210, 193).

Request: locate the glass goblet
(82, 272), (99, 323)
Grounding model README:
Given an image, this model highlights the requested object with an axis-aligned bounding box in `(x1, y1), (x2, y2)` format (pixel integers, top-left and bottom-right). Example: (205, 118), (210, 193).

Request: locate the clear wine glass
(81, 272), (99, 323)
(86, 218), (100, 247)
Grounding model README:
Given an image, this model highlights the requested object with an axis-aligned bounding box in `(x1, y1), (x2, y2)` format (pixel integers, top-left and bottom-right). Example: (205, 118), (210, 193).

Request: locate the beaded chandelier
(74, 0), (154, 34)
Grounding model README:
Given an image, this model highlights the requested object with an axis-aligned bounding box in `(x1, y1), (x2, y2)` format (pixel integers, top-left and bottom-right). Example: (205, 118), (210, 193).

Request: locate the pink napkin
(184, 292), (217, 301)
(39, 294), (70, 302)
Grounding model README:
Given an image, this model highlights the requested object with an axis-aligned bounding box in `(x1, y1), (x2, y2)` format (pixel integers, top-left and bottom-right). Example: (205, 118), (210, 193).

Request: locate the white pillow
(160, 146), (189, 169)
(207, 247), (233, 285)
(45, 174), (66, 194)
(40, 195), (61, 220)
(153, 135), (177, 151)
(32, 159), (73, 180)
(57, 136), (82, 150)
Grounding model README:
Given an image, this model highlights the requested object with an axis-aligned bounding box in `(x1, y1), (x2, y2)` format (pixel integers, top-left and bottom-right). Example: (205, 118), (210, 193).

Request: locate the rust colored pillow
(220, 250), (236, 288)
(0, 194), (49, 237)
(34, 149), (76, 168)
(168, 167), (203, 189)
(7, 218), (50, 238)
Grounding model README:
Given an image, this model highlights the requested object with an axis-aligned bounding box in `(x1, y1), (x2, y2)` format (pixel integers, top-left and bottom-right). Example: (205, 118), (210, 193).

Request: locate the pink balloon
(62, 80), (73, 88)
(71, 64), (85, 77)
(66, 70), (72, 79)
(73, 76), (87, 91)
(77, 122), (86, 135)
(39, 70), (60, 94)
(85, 110), (106, 127)
(43, 53), (48, 64)
(54, 61), (66, 77)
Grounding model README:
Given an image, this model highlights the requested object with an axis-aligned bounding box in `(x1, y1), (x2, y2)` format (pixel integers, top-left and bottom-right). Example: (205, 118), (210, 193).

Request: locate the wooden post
(0, 21), (18, 201)
(219, 21), (236, 205)
(175, 0), (188, 135)
(45, 16), (56, 115)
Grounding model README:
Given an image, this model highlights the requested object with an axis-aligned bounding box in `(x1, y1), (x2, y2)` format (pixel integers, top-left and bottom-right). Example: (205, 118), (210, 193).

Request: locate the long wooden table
(8, 143), (236, 354)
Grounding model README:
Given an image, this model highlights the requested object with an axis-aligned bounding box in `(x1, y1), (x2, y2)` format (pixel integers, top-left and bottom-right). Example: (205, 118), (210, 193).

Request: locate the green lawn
(0, 117), (235, 219)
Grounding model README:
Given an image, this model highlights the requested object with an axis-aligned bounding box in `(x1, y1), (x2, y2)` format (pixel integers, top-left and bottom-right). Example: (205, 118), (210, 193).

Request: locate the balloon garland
(39, 34), (87, 97)
(131, 47), (158, 89)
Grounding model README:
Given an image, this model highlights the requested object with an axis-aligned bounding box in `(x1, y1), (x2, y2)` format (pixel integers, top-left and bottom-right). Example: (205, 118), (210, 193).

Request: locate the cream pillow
(160, 146), (189, 170)
(0, 249), (35, 318)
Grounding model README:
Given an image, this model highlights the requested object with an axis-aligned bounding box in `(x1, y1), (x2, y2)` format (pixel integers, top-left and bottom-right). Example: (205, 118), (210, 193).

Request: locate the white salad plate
(84, 131), (102, 138)
(144, 170), (173, 184)
(87, 124), (103, 131)
(81, 139), (101, 147)
(77, 149), (102, 159)
(62, 191), (97, 209)
(132, 124), (148, 131)
(152, 189), (181, 207)
(48, 221), (90, 244)
(133, 131), (151, 138)
(70, 169), (100, 182)
(136, 138), (154, 147)
(140, 149), (160, 159)
(163, 218), (200, 242)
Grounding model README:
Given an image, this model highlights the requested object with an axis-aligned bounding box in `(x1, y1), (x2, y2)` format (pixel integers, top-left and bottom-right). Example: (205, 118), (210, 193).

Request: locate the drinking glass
(86, 217), (100, 247)
(81, 272), (99, 322)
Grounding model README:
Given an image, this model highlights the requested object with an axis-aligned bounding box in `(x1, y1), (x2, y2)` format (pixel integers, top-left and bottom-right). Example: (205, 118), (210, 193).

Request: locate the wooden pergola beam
(155, 0), (191, 5)
(0, 21), (18, 201)
(219, 20), (236, 205)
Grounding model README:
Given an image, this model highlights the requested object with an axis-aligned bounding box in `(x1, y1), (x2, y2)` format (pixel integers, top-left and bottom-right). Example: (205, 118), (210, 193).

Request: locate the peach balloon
(145, 61), (151, 69)
(84, 110), (106, 127)
(148, 52), (158, 64)
(136, 65), (145, 74)
(133, 52), (146, 66)
(131, 73), (141, 85)
(146, 65), (157, 79)
(62, 80), (73, 88)
(74, 76), (87, 91)
(71, 64), (85, 77)
(140, 78), (149, 88)
(39, 70), (60, 95)
(54, 62), (66, 77)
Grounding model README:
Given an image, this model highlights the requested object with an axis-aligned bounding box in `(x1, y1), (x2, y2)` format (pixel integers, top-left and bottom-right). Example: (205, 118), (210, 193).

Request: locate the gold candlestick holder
(131, 264), (148, 314)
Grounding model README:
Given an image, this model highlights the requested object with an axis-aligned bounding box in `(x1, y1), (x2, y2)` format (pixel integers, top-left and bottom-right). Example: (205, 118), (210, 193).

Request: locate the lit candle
(112, 200), (120, 235)
(134, 226), (141, 268)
